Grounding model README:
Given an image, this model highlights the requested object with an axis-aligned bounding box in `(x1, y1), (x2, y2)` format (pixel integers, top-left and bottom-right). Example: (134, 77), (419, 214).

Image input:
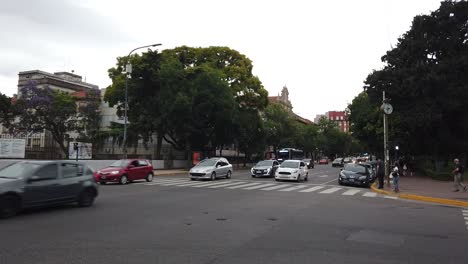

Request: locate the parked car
(0, 161), (99, 218)
(303, 159), (314, 169)
(275, 160), (308, 182)
(318, 158), (329, 165)
(251, 160), (280, 177)
(189, 157), (233, 181)
(332, 158), (344, 167)
(96, 159), (154, 185)
(338, 163), (371, 187)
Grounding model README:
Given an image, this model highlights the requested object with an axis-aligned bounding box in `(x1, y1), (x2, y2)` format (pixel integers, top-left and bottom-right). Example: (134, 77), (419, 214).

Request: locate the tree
(13, 81), (77, 156)
(76, 89), (103, 154)
(0, 93), (14, 127)
(234, 108), (266, 165)
(263, 104), (296, 153)
(363, 0), (468, 159)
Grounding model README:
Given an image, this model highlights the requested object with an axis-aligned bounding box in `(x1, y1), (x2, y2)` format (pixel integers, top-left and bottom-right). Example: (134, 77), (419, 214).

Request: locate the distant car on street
(318, 158), (329, 165)
(0, 161), (99, 218)
(275, 160), (308, 182)
(332, 158), (344, 167)
(302, 159), (314, 169)
(343, 157), (353, 164)
(189, 157), (233, 181)
(251, 160), (280, 178)
(338, 163), (372, 188)
(96, 159), (154, 185)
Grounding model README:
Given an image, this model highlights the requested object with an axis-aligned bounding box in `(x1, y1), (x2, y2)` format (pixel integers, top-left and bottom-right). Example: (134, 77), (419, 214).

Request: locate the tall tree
(0, 93), (14, 128)
(76, 89), (103, 154)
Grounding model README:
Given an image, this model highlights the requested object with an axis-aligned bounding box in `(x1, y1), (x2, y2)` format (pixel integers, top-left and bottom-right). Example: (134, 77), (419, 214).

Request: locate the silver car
(0, 161), (99, 218)
(189, 158), (233, 181)
(251, 160), (279, 177)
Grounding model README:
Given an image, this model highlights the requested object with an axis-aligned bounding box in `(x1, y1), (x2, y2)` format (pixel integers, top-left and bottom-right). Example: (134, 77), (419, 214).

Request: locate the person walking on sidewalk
(452, 158), (466, 192)
(376, 158), (384, 189)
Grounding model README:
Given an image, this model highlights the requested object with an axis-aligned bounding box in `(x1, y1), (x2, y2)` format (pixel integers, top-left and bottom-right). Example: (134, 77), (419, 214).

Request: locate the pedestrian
(452, 158), (466, 192)
(391, 164), (400, 193)
(402, 163), (408, 177)
(376, 158), (384, 189)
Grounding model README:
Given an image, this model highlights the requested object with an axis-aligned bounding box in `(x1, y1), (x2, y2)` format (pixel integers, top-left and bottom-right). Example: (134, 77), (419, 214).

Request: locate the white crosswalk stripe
(279, 185), (308, 192)
(362, 192), (377, 197)
(319, 187), (342, 194)
(228, 182), (264, 189)
(341, 189), (361, 196)
(208, 181), (247, 188)
(299, 186), (325, 193)
(144, 179), (188, 185)
(191, 181), (235, 188)
(384, 195), (398, 200)
(169, 181), (213, 187)
(243, 183), (277, 190)
(260, 184), (293, 191)
(464, 216), (468, 220)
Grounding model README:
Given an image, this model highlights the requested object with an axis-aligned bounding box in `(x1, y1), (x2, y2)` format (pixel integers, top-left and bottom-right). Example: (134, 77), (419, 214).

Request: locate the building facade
(326, 111), (349, 133)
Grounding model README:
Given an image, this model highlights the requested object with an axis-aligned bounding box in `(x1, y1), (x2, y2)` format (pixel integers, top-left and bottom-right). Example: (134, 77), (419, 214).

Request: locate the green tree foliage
(363, 0), (468, 158)
(76, 89), (103, 152)
(263, 104), (296, 152)
(0, 92), (14, 127)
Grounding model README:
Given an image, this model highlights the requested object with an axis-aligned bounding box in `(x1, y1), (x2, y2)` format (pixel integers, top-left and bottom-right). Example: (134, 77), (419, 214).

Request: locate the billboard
(68, 142), (92, 160)
(0, 138), (26, 158)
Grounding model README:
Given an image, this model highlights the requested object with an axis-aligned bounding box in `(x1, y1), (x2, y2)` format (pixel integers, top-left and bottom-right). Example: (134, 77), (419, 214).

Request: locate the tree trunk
(156, 134), (163, 160)
(185, 138), (192, 169)
(219, 145), (223, 157)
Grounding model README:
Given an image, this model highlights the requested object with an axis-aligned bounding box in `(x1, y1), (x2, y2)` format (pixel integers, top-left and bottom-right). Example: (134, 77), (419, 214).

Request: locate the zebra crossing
(142, 178), (397, 199)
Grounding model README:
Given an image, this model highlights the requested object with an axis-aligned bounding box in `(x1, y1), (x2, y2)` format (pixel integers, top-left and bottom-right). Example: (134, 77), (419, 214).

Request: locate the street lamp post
(123, 43), (162, 159)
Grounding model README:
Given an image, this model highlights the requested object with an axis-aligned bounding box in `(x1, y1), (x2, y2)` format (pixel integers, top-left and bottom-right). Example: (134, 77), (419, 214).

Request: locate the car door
(59, 162), (85, 201)
(23, 163), (61, 207)
(300, 161), (307, 175)
(215, 161), (223, 176)
(137, 160), (150, 180)
(127, 160), (140, 181)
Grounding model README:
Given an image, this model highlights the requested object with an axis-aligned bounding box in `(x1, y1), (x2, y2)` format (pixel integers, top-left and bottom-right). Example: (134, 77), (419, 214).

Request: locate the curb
(370, 182), (468, 207)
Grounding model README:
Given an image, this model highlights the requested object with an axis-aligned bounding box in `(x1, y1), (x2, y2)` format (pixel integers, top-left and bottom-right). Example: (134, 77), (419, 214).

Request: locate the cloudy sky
(0, 0), (443, 120)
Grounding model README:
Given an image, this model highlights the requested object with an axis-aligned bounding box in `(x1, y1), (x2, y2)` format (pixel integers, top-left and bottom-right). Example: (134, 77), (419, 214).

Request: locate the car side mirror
(27, 175), (41, 183)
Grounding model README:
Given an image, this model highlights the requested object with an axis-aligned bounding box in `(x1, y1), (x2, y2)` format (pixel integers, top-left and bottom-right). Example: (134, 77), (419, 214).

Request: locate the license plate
(349, 179), (354, 182)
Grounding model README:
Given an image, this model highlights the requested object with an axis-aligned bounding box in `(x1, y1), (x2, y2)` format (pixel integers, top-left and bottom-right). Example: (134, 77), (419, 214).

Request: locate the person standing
(452, 158), (466, 192)
(376, 158), (385, 189)
(392, 165), (400, 192)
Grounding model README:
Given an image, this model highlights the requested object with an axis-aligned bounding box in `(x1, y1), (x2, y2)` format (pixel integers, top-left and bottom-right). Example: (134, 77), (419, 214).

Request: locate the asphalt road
(1, 165), (467, 264)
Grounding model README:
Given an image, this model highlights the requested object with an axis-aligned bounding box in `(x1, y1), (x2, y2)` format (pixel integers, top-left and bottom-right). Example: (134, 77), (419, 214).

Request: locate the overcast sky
(0, 0), (443, 120)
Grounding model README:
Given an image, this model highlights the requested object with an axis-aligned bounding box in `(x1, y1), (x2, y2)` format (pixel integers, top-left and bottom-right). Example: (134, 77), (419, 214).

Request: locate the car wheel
(305, 172), (309, 181)
(210, 172), (216, 181)
(145, 172), (154, 182)
(190, 178), (195, 181)
(119, 175), (128, 185)
(338, 180), (343, 185)
(78, 189), (95, 207)
(275, 179), (279, 182)
(0, 195), (20, 219)
(297, 175), (301, 182)
(226, 171), (232, 179)
(251, 174), (256, 178)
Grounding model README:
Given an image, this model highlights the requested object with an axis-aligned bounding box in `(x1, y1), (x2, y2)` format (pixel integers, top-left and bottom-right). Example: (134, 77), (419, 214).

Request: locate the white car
(275, 160), (308, 182)
(189, 157), (233, 181)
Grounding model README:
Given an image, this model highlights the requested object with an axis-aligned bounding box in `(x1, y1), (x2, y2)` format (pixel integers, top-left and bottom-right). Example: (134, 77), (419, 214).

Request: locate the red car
(319, 158), (329, 165)
(96, 159), (154, 185)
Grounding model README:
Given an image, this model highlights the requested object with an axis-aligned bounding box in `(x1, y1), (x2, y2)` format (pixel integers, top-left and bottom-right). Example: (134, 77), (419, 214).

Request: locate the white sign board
(69, 142), (92, 160)
(0, 138), (26, 158)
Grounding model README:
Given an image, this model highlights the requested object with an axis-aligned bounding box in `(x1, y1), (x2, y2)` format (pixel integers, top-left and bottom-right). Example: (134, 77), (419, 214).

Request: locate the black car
(338, 163), (371, 187)
(303, 159), (314, 169)
(0, 161), (99, 218)
(332, 158), (344, 167)
(251, 160), (280, 177)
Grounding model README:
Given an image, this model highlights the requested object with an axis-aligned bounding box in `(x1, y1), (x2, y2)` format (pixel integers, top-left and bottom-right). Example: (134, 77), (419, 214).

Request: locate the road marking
(319, 187), (342, 194)
(169, 181), (216, 187)
(208, 181), (247, 188)
(144, 179), (188, 185)
(362, 192), (377, 197)
(320, 178), (338, 185)
(191, 181), (236, 188)
(243, 183), (277, 190)
(463, 209), (468, 213)
(342, 189), (361, 196)
(279, 185), (308, 192)
(384, 195), (398, 199)
(319, 175), (328, 178)
(261, 184), (292, 191)
(464, 217), (468, 220)
(299, 186), (325, 192)
(228, 182), (263, 189)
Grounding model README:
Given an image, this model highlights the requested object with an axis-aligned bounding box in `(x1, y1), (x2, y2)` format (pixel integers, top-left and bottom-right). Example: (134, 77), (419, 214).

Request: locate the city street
(0, 164), (467, 264)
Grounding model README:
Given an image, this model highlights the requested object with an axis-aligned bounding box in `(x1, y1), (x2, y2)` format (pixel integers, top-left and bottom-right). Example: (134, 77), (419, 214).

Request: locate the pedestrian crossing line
(279, 185), (308, 192)
(144, 179), (188, 185)
(362, 192), (377, 197)
(342, 189), (361, 196)
(464, 216), (468, 220)
(299, 186), (325, 193)
(319, 175), (328, 178)
(384, 195), (398, 200)
(208, 181), (248, 189)
(260, 184), (293, 191)
(228, 182), (264, 189)
(191, 181), (238, 188)
(243, 183), (277, 190)
(319, 187), (342, 194)
(167, 181), (214, 187)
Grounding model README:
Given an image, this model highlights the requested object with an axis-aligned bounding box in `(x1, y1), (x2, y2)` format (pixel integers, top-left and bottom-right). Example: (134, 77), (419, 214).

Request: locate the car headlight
(251, 168), (255, 173)
(359, 176), (367, 180)
(340, 172), (346, 178)
(110, 171), (120, 175)
(293, 170), (298, 173)
(266, 168), (271, 174)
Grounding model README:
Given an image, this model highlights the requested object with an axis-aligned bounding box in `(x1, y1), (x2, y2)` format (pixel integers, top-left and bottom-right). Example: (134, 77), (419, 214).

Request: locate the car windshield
(344, 164), (366, 173)
(333, 159), (342, 162)
(109, 160), (129, 167)
(0, 163), (41, 179)
(196, 159), (217, 167)
(256, 160), (273, 166)
(303, 159), (311, 163)
(280, 161), (299, 168)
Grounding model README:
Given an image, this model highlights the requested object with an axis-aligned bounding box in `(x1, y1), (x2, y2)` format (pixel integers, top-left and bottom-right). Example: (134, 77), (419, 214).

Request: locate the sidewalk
(371, 175), (468, 207)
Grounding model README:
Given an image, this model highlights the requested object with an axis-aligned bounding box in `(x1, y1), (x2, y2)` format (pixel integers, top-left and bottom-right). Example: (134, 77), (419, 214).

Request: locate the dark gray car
(0, 161), (99, 218)
(251, 160), (280, 177)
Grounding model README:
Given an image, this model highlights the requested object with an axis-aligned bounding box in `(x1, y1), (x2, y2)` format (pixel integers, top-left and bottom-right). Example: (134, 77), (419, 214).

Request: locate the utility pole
(381, 91), (393, 187)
